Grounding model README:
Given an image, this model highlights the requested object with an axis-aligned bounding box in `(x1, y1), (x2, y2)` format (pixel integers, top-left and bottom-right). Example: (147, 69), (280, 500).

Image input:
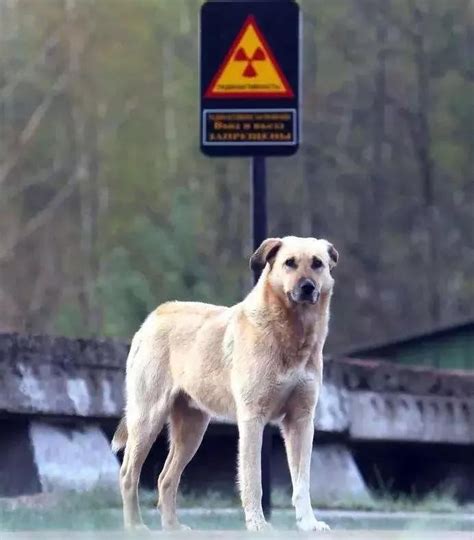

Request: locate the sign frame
(200, 0), (301, 157)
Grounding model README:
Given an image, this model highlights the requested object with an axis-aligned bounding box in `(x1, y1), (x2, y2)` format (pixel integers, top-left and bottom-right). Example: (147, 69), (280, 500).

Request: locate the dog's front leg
(237, 416), (271, 531)
(282, 412), (330, 532)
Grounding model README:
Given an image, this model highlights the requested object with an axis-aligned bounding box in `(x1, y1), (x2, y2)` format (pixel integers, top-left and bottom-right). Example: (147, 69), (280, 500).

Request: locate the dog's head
(250, 236), (338, 305)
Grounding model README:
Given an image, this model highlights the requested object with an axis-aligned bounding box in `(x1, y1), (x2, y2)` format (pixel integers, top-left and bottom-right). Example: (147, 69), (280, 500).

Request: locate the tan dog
(112, 236), (338, 532)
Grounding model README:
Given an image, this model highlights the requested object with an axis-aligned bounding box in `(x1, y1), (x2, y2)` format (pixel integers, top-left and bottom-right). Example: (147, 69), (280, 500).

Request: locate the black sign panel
(200, 0), (300, 157)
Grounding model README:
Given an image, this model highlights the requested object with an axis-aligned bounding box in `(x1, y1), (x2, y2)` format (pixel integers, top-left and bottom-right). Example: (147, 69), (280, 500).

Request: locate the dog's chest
(282, 324), (318, 369)
(268, 363), (317, 422)
(271, 331), (317, 392)
(278, 333), (318, 382)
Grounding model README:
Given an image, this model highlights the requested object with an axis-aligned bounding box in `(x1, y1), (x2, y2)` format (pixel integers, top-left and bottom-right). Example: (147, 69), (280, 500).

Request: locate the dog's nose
(300, 279), (316, 296)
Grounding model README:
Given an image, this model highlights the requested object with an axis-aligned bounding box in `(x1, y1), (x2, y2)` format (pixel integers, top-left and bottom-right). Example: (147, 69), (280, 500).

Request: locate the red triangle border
(204, 15), (294, 99)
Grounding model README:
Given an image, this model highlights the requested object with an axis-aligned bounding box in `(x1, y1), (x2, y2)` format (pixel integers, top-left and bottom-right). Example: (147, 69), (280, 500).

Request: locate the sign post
(250, 153), (271, 516)
(200, 0), (301, 518)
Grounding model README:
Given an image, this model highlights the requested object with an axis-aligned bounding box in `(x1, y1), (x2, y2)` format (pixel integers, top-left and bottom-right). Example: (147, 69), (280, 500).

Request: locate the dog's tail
(111, 327), (145, 454)
(111, 416), (128, 453)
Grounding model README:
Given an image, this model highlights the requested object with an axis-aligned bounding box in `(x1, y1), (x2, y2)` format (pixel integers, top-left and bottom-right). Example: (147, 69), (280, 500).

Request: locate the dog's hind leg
(158, 393), (209, 531)
(120, 399), (169, 530)
(157, 441), (174, 507)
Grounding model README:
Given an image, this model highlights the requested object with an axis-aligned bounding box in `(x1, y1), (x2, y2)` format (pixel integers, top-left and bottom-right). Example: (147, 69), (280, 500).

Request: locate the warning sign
(200, 1), (300, 156)
(203, 109), (296, 145)
(205, 15), (293, 99)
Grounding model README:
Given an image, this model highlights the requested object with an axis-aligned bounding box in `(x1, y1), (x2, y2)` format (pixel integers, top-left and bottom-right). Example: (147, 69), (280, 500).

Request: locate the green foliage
(54, 304), (88, 338)
(99, 189), (220, 337)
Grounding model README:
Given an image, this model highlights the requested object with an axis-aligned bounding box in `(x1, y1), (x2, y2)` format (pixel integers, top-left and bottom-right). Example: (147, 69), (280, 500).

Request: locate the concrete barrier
(1, 332), (473, 497)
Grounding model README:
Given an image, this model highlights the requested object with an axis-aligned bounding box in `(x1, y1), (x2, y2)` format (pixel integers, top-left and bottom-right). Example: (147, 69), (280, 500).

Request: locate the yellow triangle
(205, 16), (293, 98)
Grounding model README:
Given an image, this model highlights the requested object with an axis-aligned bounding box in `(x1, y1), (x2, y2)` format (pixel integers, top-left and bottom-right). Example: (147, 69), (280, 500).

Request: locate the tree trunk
(412, 3), (440, 325)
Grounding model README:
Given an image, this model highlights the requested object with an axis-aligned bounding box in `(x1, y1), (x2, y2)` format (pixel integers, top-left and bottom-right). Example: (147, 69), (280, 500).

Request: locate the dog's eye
(284, 257), (297, 268)
(312, 257), (323, 270)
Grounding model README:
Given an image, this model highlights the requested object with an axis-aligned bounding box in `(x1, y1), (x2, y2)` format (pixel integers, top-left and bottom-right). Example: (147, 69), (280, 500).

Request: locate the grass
(275, 486), (472, 513)
(0, 487), (472, 532)
(310, 491), (469, 513)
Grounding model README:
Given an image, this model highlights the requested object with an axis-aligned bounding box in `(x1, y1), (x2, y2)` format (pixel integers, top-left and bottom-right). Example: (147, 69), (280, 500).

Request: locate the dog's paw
(297, 516), (330, 532)
(125, 523), (151, 535)
(175, 524), (192, 531)
(162, 522), (191, 532)
(246, 518), (273, 532)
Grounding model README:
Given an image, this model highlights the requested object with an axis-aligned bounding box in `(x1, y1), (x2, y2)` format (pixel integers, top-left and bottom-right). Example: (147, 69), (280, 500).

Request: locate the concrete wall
(1, 332), (474, 499)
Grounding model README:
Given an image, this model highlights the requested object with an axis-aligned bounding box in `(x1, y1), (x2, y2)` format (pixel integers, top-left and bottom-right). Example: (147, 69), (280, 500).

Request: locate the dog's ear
(326, 242), (339, 268)
(250, 238), (282, 274)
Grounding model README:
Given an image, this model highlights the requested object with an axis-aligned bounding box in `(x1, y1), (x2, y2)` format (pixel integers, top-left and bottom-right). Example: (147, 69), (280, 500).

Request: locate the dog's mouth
(288, 290), (320, 305)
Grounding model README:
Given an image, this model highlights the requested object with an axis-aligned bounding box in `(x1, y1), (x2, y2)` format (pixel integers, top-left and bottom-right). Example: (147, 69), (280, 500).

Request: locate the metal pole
(251, 155), (272, 519)
(251, 156), (267, 262)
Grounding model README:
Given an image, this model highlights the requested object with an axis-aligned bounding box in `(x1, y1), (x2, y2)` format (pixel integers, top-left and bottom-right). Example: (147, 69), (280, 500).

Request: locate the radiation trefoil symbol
(205, 15), (294, 98)
(234, 45), (266, 78)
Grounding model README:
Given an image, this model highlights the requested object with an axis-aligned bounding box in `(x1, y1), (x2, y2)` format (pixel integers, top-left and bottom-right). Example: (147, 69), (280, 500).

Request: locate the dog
(112, 235), (338, 532)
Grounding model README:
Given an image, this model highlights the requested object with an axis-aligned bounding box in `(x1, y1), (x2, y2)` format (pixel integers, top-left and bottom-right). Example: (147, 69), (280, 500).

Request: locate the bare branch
(0, 160), (65, 203)
(0, 27), (62, 103)
(321, 146), (368, 176)
(0, 72), (69, 188)
(0, 18), (93, 189)
(0, 174), (78, 262)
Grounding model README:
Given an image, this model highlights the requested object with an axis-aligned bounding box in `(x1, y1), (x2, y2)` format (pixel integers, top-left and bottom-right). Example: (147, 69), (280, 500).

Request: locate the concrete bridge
(1, 332), (473, 501)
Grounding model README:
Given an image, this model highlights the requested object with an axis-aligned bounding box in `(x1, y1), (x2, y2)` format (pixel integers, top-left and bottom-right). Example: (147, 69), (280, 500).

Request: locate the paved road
(1, 532), (473, 540)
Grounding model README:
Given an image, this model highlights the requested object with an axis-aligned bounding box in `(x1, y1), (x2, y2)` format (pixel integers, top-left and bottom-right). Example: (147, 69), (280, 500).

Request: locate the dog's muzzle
(291, 278), (320, 304)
